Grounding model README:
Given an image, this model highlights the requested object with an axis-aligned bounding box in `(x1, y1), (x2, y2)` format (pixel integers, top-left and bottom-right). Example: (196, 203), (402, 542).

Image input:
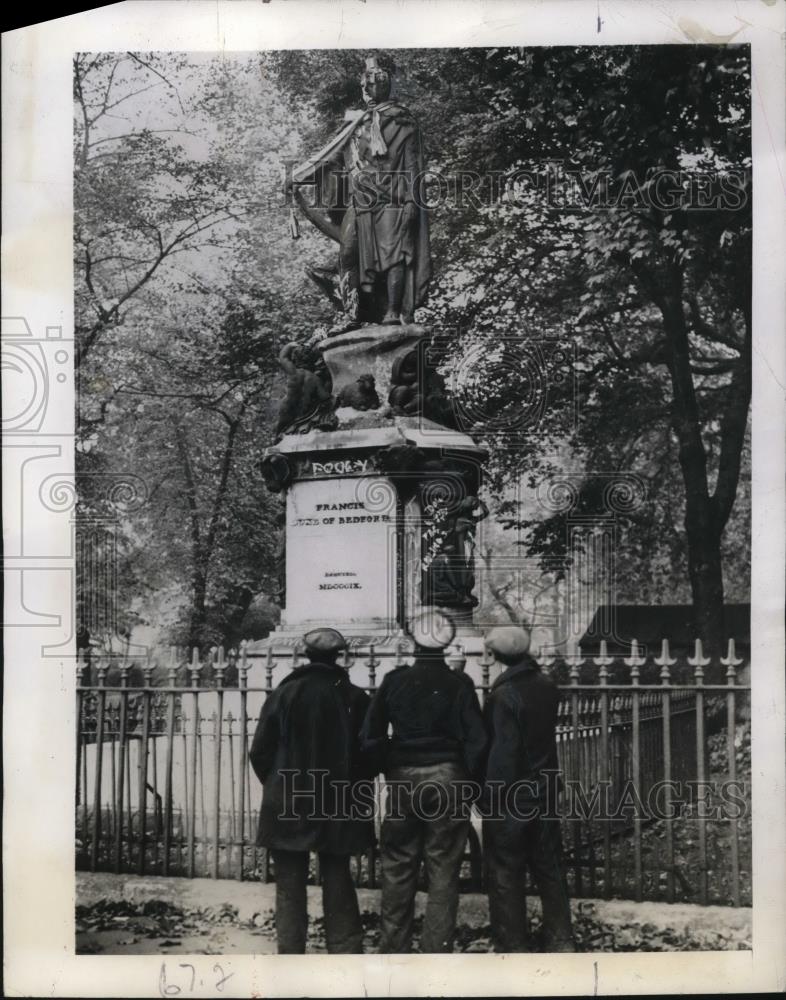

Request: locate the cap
(408, 609), (456, 650)
(484, 626), (531, 660)
(303, 627), (348, 655)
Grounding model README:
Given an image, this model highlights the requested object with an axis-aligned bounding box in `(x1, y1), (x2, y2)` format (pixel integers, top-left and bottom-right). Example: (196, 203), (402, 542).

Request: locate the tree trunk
(189, 567), (209, 651)
(657, 270), (726, 654)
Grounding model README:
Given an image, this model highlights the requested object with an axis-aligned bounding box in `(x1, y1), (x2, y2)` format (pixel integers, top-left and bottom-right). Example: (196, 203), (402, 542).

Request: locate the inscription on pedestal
(284, 476), (397, 627)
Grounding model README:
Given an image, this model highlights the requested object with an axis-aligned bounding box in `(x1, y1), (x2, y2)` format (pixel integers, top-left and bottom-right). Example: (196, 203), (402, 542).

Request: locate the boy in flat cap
(250, 627), (374, 953)
(361, 610), (487, 953)
(482, 626), (576, 952)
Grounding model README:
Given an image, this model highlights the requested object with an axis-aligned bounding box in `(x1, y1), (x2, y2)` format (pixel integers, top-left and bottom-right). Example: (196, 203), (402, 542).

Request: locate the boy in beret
(361, 610), (487, 953)
(250, 627), (374, 953)
(482, 626), (576, 952)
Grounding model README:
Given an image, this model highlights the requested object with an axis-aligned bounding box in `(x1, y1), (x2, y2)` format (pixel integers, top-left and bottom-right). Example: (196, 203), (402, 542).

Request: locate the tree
(74, 53), (322, 650)
(273, 46), (751, 646)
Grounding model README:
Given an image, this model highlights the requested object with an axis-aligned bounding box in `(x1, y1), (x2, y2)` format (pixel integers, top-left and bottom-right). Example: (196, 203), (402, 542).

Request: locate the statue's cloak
(292, 102), (431, 314)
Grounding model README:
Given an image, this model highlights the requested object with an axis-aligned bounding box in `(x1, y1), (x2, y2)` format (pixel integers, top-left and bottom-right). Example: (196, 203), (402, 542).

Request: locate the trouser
(339, 205), (411, 322)
(271, 849), (363, 954)
(380, 762), (471, 953)
(483, 812), (576, 952)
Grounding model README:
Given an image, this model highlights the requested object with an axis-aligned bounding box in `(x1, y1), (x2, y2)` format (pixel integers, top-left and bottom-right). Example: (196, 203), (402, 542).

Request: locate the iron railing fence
(76, 638), (750, 906)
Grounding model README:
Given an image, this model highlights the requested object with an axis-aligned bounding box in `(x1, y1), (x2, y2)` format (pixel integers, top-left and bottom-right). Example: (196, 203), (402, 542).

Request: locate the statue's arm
(278, 343), (299, 376)
(293, 185), (342, 243)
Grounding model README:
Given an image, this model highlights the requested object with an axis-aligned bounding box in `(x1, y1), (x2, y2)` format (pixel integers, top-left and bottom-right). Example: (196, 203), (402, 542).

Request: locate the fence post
(656, 638), (676, 902)
(91, 663), (107, 872)
(479, 643), (493, 706)
(568, 641), (583, 897)
(262, 646), (275, 883)
(212, 649), (225, 879)
(689, 638), (710, 904)
(163, 648), (177, 876)
(237, 643), (249, 882)
(625, 639), (645, 902)
(367, 644), (378, 691)
(137, 658), (154, 875)
(722, 638), (743, 907)
(594, 640), (613, 898)
(113, 662), (130, 874)
(187, 649), (201, 878)
(76, 652), (85, 814)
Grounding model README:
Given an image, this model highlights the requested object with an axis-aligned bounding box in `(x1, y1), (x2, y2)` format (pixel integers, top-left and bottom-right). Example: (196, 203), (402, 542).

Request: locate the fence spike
(538, 644), (556, 669)
(593, 639), (614, 668)
(566, 640), (585, 669)
(624, 638), (646, 668)
(167, 647), (177, 686)
(687, 638), (711, 668)
(720, 638), (743, 668)
(366, 644), (379, 688)
(215, 647), (225, 687)
(189, 648), (201, 687)
(654, 638), (676, 669)
(445, 642), (467, 673)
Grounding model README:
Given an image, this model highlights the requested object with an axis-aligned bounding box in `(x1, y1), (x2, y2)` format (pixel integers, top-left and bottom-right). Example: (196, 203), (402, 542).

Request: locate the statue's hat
(408, 609), (456, 650)
(364, 55), (384, 74)
(303, 627), (348, 655)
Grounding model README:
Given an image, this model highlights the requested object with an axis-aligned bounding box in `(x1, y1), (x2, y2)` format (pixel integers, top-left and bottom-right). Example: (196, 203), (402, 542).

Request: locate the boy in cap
(361, 610), (487, 952)
(250, 627), (374, 953)
(482, 626), (576, 952)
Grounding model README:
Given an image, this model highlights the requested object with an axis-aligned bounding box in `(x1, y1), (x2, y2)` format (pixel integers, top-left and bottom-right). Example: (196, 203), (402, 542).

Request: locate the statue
(388, 349), (456, 426)
(336, 373), (380, 410)
(444, 496), (489, 563)
(426, 544), (478, 608)
(421, 488), (488, 609)
(275, 342), (338, 437)
(290, 55), (431, 333)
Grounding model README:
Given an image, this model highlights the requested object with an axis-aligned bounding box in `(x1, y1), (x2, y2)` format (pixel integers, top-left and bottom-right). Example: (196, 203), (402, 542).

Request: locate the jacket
(249, 660), (376, 854)
(360, 654), (487, 781)
(483, 654), (562, 803)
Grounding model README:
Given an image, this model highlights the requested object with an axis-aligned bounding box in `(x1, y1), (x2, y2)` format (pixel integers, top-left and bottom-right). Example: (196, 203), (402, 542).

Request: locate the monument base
(318, 323), (424, 403)
(262, 417), (487, 644)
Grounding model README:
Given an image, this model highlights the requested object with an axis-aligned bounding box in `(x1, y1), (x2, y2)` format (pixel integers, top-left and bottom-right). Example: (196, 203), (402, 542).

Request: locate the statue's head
(358, 374), (376, 388)
(361, 55), (392, 106)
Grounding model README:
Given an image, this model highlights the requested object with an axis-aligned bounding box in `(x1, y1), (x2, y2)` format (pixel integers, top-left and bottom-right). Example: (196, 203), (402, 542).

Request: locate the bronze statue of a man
(290, 56), (431, 333)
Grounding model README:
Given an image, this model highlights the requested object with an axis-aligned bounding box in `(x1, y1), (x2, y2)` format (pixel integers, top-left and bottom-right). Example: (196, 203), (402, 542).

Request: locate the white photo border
(2, 1), (784, 995)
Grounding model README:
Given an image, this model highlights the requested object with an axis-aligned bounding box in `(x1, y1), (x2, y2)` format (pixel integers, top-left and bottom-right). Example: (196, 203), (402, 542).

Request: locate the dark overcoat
(249, 660), (376, 854)
(483, 654), (562, 805)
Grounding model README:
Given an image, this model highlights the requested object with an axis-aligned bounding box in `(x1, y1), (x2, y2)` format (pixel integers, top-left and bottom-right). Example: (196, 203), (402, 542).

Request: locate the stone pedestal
(318, 323), (423, 404)
(262, 418), (487, 645)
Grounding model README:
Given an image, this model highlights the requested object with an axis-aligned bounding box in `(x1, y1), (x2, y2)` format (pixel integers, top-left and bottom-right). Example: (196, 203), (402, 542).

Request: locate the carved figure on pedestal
(275, 342), (338, 437)
(290, 55), (431, 332)
(444, 496), (489, 564)
(336, 373), (380, 411)
(387, 349), (456, 427)
(426, 543), (478, 608)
